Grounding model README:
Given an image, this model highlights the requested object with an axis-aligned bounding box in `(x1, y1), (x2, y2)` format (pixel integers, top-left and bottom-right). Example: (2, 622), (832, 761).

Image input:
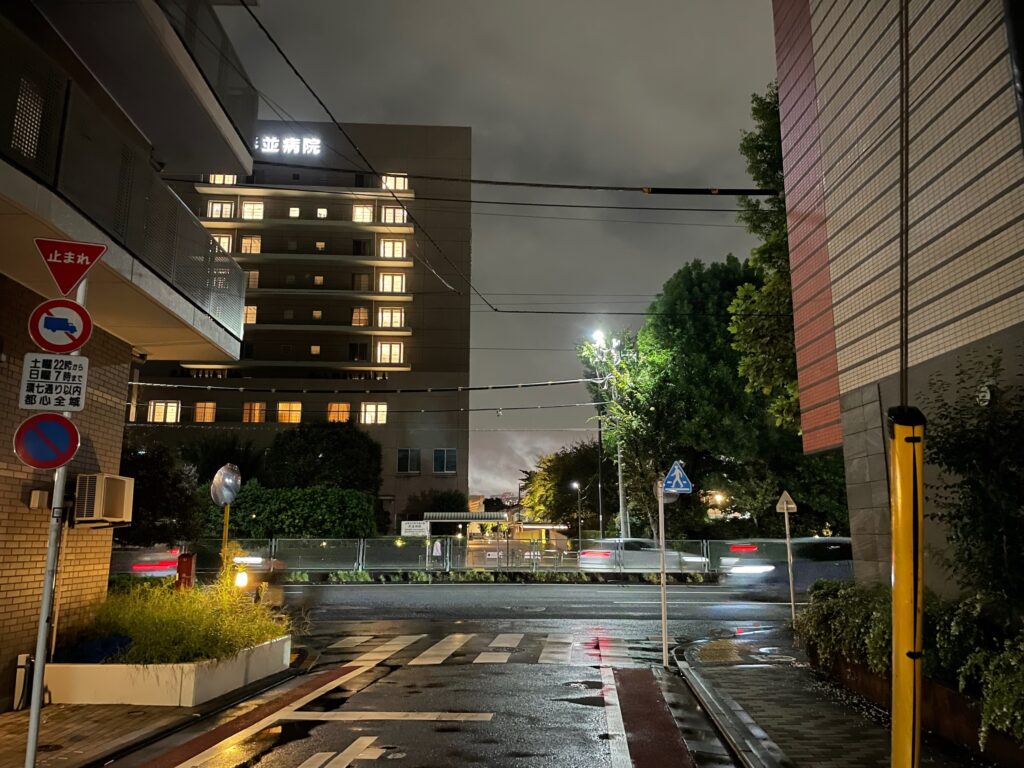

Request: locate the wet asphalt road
(117, 584), (782, 768)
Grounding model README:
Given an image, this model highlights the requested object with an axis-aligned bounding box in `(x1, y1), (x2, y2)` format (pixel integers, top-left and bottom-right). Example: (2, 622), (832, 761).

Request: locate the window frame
(277, 401), (302, 423)
(211, 233), (232, 253)
(379, 273), (406, 293)
(244, 305), (257, 324)
(360, 402), (388, 425)
(379, 239), (406, 259)
(208, 173), (237, 185)
(147, 400), (181, 423)
(327, 402), (351, 423)
(316, 207), (328, 219)
(381, 206), (407, 224)
(381, 174), (408, 190)
(433, 448), (457, 474)
(243, 402), (266, 423)
(288, 206), (300, 218)
(352, 204), (374, 223)
(193, 401), (216, 423)
(241, 235), (262, 254)
(351, 306), (370, 326)
(378, 307), (405, 328)
(397, 448), (421, 473)
(206, 200), (234, 219)
(377, 341), (403, 364)
(240, 200), (264, 220)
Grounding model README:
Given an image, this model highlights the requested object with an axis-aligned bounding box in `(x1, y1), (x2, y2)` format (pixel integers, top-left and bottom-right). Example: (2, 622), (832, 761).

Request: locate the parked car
(579, 538), (707, 573)
(717, 537), (853, 595)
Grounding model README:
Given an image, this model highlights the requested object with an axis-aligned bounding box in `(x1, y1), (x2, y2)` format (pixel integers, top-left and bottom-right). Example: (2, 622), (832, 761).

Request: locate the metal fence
(110, 537), (808, 576)
(0, 16), (245, 338)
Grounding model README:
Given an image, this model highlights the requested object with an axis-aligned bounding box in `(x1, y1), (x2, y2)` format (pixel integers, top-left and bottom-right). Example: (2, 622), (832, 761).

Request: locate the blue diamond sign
(663, 461), (692, 495)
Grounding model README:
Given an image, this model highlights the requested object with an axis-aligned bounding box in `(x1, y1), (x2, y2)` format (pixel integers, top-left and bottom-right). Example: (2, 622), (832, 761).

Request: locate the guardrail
(111, 537), (837, 576)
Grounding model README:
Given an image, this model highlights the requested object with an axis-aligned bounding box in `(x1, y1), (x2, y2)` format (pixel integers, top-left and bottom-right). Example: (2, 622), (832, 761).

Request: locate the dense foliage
(520, 441), (617, 533)
(261, 422), (383, 494)
(118, 439), (205, 546)
(72, 575), (287, 664)
(179, 432), (265, 484)
(209, 481), (378, 538)
(796, 581), (1024, 747)
(918, 349), (1024, 602)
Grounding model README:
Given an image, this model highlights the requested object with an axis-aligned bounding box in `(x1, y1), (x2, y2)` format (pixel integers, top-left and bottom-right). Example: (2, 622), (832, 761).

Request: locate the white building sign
(19, 353), (89, 411)
(401, 520), (430, 537)
(255, 134), (321, 156)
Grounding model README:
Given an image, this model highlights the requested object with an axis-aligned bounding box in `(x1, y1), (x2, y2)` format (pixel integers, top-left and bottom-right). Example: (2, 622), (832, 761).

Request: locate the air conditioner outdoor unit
(74, 474), (134, 527)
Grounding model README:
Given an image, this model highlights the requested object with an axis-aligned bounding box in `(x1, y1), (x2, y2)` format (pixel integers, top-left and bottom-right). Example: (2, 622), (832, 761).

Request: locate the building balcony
(0, 9), (244, 359)
(201, 217), (414, 234)
(181, 360), (412, 373)
(34, 0), (256, 176)
(195, 183), (414, 200)
(233, 252), (413, 269)
(245, 324), (412, 337)
(244, 288), (413, 302)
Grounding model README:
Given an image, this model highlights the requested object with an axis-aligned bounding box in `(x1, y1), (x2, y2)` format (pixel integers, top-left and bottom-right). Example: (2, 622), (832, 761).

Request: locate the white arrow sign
(776, 490), (797, 514)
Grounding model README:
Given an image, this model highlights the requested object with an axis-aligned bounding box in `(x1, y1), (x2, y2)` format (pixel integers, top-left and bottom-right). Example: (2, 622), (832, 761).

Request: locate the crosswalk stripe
(325, 736), (379, 767)
(351, 635), (425, 665)
(327, 635), (374, 650)
(489, 633), (523, 648)
(408, 633), (474, 665)
(473, 651), (511, 664)
(599, 637), (632, 663)
(297, 754), (334, 768)
(539, 633), (574, 664)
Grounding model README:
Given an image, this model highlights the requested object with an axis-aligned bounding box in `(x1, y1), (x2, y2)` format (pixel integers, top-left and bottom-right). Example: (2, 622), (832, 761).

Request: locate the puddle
(554, 695), (605, 707)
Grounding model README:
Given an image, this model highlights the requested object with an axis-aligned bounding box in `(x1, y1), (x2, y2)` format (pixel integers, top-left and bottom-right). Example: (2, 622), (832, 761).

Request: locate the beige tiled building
(136, 121), (472, 528)
(772, 0), (1024, 585)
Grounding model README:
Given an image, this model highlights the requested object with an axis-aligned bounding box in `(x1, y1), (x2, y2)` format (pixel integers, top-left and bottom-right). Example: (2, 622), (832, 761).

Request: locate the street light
(591, 330), (630, 538)
(571, 481), (582, 546)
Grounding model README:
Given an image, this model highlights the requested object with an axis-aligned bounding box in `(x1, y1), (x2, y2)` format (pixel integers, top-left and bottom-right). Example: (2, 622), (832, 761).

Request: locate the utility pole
(596, 415), (604, 538)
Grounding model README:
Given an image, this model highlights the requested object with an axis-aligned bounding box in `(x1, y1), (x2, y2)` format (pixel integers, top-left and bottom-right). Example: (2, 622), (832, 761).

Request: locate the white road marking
(351, 634), (426, 665)
(327, 635), (374, 650)
(614, 600), (808, 605)
(296, 754), (334, 768)
(473, 651), (511, 664)
(282, 711), (494, 722)
(325, 736), (379, 767)
(600, 667), (632, 768)
(408, 633), (474, 665)
(599, 636), (632, 664)
(490, 633), (524, 648)
(539, 633), (574, 664)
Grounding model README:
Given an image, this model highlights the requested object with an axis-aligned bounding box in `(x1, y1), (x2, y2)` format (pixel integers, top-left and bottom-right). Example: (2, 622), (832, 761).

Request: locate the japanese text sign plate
(19, 353), (89, 412)
(34, 238), (106, 295)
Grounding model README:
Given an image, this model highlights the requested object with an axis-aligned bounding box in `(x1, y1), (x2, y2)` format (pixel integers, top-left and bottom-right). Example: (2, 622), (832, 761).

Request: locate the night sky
(217, 0), (776, 495)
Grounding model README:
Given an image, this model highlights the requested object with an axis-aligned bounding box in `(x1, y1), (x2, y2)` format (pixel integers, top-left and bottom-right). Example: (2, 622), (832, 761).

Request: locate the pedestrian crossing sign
(663, 461), (692, 494)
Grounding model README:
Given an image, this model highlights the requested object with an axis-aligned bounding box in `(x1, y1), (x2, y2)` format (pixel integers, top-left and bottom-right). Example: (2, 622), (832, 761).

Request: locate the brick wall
(0, 275), (129, 711)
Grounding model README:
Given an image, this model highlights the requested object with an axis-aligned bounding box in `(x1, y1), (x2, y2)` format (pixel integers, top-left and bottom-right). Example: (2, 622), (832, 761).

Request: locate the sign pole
(25, 278), (88, 768)
(783, 507), (796, 626)
(656, 481), (669, 668)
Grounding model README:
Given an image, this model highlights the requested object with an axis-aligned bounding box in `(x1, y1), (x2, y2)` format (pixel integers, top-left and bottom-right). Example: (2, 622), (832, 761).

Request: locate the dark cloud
(217, 0), (775, 496)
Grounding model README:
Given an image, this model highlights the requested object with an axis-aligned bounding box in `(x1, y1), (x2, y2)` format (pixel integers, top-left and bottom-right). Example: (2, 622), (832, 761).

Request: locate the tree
(179, 432), (265, 484)
(728, 82), (800, 429)
(210, 481), (377, 538)
(118, 438), (205, 545)
(520, 441), (617, 533)
(920, 349), (1024, 602)
(260, 422), (382, 494)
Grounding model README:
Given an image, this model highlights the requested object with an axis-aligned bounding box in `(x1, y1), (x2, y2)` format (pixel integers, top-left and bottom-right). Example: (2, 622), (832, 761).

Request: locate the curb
(672, 639), (794, 768)
(77, 660), (305, 768)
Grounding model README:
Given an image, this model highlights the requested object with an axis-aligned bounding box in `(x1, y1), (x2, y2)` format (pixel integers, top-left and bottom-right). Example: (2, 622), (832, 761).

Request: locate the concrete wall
(0, 276), (129, 710)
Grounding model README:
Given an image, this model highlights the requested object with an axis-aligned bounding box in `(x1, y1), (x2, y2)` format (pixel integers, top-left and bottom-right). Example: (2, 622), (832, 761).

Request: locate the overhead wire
(127, 375), (605, 394)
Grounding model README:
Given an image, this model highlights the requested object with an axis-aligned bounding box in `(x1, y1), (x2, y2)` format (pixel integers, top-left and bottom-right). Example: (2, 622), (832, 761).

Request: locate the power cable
(129, 401), (609, 416)
(128, 375), (605, 394)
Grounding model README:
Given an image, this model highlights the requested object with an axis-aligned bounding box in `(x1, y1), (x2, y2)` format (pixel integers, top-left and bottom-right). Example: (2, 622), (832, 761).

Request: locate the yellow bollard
(888, 406), (926, 768)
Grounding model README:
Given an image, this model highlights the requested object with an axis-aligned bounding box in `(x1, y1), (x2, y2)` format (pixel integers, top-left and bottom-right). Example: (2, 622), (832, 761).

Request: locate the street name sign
(663, 461), (693, 495)
(776, 490), (797, 514)
(13, 413), (81, 470)
(34, 237), (106, 296)
(28, 298), (93, 354)
(19, 353), (89, 412)
(401, 520), (430, 537)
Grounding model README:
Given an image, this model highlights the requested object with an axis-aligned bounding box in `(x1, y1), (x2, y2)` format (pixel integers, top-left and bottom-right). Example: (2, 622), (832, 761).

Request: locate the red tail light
(131, 560), (178, 571)
(729, 544), (758, 553)
(580, 550), (612, 558)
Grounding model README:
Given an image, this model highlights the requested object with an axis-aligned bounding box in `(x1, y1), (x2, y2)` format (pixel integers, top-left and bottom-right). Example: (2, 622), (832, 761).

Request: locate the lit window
(379, 273), (406, 293)
(353, 205), (374, 222)
(381, 206), (407, 224)
(147, 400), (180, 423)
(283, 309), (294, 320)
(243, 402), (266, 423)
(381, 174), (408, 190)
(317, 207), (328, 219)
(352, 273), (371, 291)
(211, 234), (232, 252)
(312, 309), (323, 320)
(327, 402), (351, 423)
(310, 345), (321, 355)
(206, 200), (234, 219)
(315, 240), (326, 252)
(241, 235), (261, 254)
(377, 342), (403, 364)
(378, 307), (405, 327)
(277, 402), (302, 423)
(246, 271), (259, 289)
(194, 402), (216, 423)
(398, 448), (421, 473)
(360, 402), (387, 425)
(314, 275), (325, 286)
(289, 207), (300, 218)
(433, 448), (457, 474)
(244, 305), (257, 323)
(241, 201), (264, 220)
(208, 174), (237, 185)
(351, 307), (370, 326)
(380, 239), (406, 259)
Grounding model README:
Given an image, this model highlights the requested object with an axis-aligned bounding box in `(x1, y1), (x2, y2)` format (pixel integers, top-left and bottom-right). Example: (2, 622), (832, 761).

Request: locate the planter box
(44, 635), (290, 707)
(806, 645), (1024, 768)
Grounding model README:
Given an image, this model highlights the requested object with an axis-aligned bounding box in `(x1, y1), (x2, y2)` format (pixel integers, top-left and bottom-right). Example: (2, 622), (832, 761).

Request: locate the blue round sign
(13, 413), (80, 470)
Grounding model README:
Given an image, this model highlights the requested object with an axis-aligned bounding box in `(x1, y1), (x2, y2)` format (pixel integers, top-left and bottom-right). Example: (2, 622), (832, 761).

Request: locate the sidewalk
(677, 627), (995, 768)
(0, 703), (192, 768)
